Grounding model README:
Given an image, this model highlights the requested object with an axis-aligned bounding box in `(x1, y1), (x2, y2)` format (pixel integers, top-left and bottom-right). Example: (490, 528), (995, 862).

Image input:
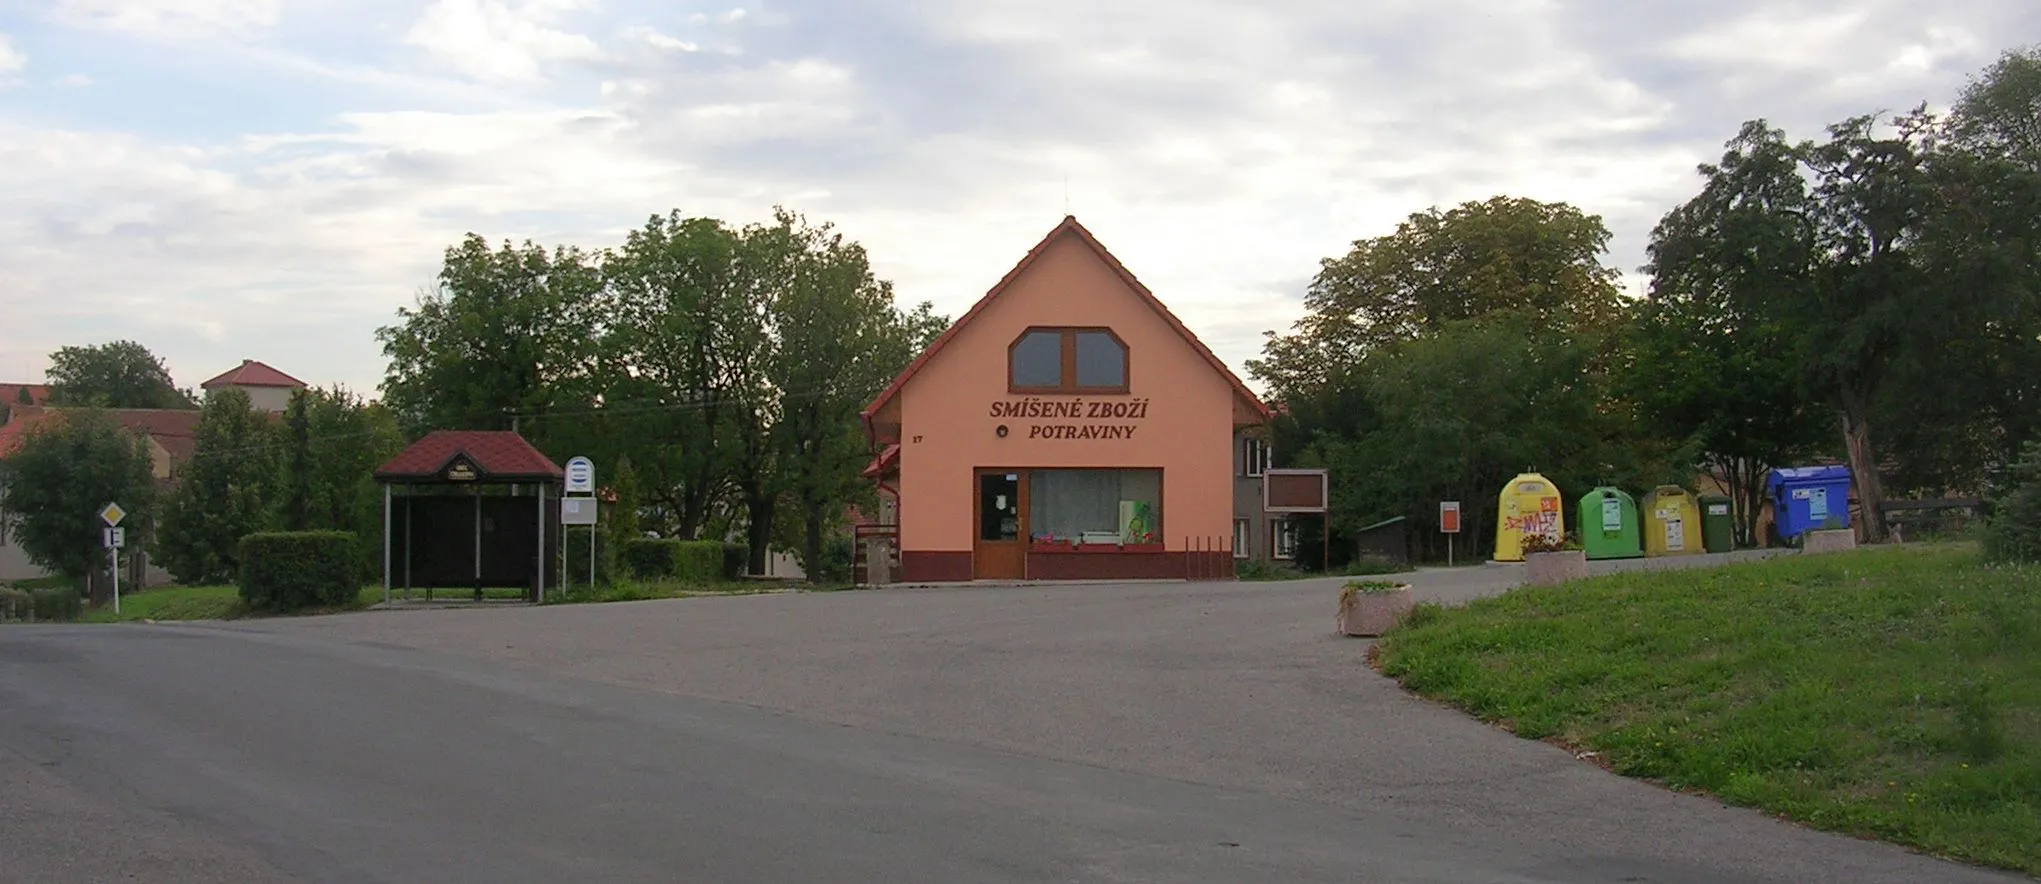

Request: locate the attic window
(1009, 327), (1128, 394)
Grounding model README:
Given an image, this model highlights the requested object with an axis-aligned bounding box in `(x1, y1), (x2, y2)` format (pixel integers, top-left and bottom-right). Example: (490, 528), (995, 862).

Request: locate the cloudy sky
(1, 1), (2033, 396)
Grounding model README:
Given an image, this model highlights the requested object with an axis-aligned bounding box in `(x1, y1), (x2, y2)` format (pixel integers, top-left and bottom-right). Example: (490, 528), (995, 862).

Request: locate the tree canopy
(45, 340), (196, 410)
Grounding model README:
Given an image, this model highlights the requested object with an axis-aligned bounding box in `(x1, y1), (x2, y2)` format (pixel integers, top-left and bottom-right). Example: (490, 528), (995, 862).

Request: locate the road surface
(1, 558), (2018, 883)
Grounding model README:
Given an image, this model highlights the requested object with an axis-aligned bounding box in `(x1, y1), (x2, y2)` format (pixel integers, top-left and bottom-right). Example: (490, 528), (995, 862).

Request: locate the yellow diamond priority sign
(99, 502), (126, 528)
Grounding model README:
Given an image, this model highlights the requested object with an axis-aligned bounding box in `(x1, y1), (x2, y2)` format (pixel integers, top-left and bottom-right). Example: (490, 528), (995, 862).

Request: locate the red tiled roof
(860, 215), (1272, 431)
(860, 443), (900, 479)
(0, 383), (51, 407)
(202, 359), (307, 389)
(0, 406), (199, 467)
(0, 406), (54, 457)
(374, 430), (564, 483)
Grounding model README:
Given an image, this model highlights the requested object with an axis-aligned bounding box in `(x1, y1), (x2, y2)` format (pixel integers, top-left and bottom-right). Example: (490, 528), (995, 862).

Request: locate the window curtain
(1029, 469), (1160, 542)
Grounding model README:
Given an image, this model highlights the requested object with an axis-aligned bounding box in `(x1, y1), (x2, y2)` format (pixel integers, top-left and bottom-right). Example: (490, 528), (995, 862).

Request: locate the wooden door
(973, 470), (1026, 579)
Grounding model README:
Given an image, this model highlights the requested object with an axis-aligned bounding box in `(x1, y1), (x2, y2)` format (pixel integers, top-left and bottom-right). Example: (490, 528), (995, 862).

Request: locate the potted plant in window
(1337, 579), (1415, 637)
(1520, 532), (1588, 585)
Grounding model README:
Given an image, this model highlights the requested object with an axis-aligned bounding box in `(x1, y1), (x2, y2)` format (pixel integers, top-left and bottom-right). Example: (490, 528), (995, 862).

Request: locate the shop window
(1009, 327), (1129, 394)
(1240, 436), (1270, 477)
(1028, 469), (1161, 545)
(1233, 518), (1250, 558)
(1271, 517), (1297, 560)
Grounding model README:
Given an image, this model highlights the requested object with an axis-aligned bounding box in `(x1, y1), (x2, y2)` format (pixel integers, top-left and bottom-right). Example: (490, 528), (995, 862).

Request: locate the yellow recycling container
(1494, 472), (1564, 562)
(1641, 485), (1703, 557)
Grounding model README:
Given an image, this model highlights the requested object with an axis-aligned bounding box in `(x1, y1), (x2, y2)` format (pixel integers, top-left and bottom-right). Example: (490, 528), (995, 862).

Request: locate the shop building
(859, 216), (1276, 582)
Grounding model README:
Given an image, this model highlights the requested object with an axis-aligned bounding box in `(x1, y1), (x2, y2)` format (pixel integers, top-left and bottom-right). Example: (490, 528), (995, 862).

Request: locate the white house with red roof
(201, 359), (307, 412)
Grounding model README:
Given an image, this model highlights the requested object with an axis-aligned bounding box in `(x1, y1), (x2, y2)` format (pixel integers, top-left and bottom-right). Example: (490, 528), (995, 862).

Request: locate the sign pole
(110, 544), (120, 614)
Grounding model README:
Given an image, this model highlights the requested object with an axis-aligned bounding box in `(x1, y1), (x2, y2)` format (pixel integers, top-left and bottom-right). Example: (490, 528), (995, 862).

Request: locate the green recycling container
(1578, 486), (1643, 560)
(1698, 494), (1735, 553)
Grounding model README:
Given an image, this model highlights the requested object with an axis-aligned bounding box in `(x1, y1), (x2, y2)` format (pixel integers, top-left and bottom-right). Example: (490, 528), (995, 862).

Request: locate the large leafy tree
(45, 340), (196, 410)
(377, 236), (603, 442)
(1884, 47), (2041, 489)
(1251, 196), (1651, 559)
(0, 410), (158, 582)
(1251, 196), (1628, 396)
(754, 209), (926, 579)
(1641, 121), (1837, 545)
(272, 386), (406, 575)
(154, 388), (279, 585)
(593, 213), (756, 540)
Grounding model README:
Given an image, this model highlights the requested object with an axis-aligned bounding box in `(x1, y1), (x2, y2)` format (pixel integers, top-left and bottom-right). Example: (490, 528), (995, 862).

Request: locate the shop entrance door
(974, 470), (1025, 579)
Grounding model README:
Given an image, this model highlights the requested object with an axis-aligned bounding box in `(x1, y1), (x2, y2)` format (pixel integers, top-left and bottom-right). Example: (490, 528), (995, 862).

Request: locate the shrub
(30, 587), (83, 621)
(1984, 442), (2041, 564)
(239, 531), (359, 612)
(722, 542), (749, 580)
(619, 539), (740, 583)
(0, 588), (31, 620)
(563, 527), (615, 586)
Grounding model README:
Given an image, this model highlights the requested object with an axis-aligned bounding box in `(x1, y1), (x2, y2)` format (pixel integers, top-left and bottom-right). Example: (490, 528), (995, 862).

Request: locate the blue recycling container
(1767, 465), (1853, 540)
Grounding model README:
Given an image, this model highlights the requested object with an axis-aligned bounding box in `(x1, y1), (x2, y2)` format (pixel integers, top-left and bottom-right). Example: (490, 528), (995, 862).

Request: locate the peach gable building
(860, 216), (1273, 582)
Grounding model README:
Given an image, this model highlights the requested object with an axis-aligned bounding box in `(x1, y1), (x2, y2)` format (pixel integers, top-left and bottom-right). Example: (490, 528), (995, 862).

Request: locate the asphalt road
(1, 555), (2021, 883)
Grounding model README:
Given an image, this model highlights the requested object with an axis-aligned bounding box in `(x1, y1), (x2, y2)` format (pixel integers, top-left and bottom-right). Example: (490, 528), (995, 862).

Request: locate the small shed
(375, 431), (564, 604)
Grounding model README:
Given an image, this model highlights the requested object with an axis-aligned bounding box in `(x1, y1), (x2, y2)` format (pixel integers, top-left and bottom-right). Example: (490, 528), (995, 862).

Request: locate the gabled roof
(860, 215), (1272, 426)
(202, 359), (307, 389)
(0, 383), (50, 407)
(374, 430), (564, 484)
(0, 406), (200, 465)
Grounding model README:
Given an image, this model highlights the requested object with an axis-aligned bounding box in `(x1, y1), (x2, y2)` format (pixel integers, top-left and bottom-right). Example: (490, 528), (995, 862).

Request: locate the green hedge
(619, 539), (747, 583)
(564, 527), (615, 586)
(25, 583), (82, 620)
(0, 588), (32, 621)
(239, 531), (359, 612)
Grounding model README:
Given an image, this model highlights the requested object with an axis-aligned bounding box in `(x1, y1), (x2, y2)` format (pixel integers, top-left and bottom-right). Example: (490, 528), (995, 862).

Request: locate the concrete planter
(1524, 550), (1589, 586)
(1338, 583), (1415, 637)
(1802, 529), (1858, 554)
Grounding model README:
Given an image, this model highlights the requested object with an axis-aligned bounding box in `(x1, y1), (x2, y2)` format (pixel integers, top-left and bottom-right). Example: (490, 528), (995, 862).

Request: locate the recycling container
(1766, 465), (1853, 540)
(1698, 494), (1734, 553)
(1579, 486), (1642, 560)
(1641, 485), (1703, 557)
(1494, 472), (1564, 562)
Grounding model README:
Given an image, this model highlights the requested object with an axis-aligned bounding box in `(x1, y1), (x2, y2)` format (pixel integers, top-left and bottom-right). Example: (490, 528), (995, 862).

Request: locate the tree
(0, 410), (157, 583)
(285, 386), (405, 578)
(1250, 196), (1653, 558)
(1250, 196), (1628, 397)
(754, 209), (920, 580)
(45, 340), (195, 410)
(1641, 120), (1836, 545)
(594, 213), (755, 541)
(377, 236), (603, 441)
(154, 388), (278, 585)
(278, 390), (315, 531)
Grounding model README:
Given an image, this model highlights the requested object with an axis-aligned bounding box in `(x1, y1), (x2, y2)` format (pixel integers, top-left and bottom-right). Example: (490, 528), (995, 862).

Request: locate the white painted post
(110, 544), (120, 615)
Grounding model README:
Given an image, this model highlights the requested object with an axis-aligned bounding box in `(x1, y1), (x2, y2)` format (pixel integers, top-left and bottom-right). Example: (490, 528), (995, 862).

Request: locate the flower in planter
(1519, 532), (1582, 554)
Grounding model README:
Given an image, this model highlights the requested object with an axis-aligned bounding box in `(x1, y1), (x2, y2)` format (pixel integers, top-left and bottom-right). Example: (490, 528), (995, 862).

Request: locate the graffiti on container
(1503, 511), (1560, 537)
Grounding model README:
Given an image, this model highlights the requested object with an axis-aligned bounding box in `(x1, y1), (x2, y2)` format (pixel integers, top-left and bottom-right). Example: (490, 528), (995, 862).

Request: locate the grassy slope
(1376, 543), (2040, 875)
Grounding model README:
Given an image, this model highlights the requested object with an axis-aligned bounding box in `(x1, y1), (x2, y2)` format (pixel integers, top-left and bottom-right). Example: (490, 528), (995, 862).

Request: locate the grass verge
(1374, 543), (2040, 875)
(58, 578), (856, 623)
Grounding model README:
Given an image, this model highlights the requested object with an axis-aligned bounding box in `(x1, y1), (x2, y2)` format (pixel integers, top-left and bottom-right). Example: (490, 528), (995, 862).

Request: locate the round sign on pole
(565, 456), (595, 494)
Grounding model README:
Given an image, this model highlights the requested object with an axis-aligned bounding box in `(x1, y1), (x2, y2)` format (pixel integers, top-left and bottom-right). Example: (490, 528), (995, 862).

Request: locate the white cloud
(2, 0), (2035, 394)
(54, 73), (95, 87)
(404, 0), (606, 82)
(621, 25), (698, 52)
(49, 0), (282, 39)
(0, 33), (25, 74)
